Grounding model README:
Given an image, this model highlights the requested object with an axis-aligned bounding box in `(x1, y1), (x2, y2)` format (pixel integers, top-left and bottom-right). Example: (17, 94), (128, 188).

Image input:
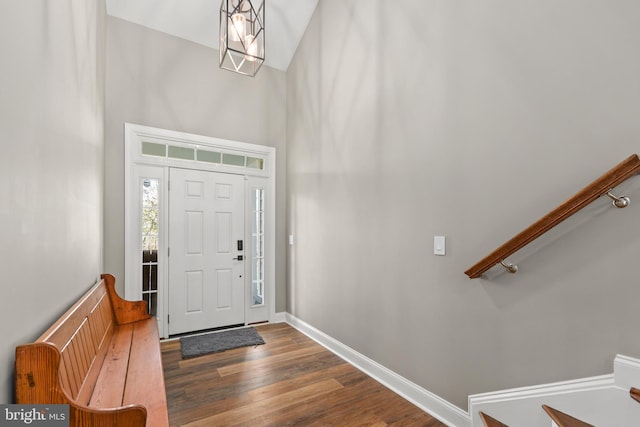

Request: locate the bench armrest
(16, 342), (149, 427)
(101, 274), (151, 325)
(71, 403), (147, 427)
(15, 342), (66, 404)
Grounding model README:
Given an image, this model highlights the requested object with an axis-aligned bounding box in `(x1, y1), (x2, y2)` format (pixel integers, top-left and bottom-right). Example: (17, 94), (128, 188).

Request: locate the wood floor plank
(247, 362), (354, 403)
(165, 353), (345, 421)
(216, 343), (325, 377)
(183, 379), (344, 427)
(162, 323), (446, 426)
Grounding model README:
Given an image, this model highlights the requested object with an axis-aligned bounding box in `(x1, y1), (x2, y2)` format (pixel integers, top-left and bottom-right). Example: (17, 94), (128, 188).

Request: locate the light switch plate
(434, 236), (445, 256)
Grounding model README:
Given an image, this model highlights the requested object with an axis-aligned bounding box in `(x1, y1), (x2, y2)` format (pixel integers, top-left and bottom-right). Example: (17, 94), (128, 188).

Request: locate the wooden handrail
(465, 154), (640, 278)
(631, 387), (640, 403)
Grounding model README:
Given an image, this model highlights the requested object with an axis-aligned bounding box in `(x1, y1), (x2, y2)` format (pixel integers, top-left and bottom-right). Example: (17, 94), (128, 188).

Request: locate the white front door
(168, 168), (245, 335)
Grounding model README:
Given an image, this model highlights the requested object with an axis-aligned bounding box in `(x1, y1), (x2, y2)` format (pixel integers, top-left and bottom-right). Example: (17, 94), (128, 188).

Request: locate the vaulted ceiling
(106, 0), (319, 71)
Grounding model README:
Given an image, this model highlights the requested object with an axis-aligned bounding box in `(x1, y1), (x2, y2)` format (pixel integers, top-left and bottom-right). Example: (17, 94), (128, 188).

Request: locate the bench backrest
(15, 279), (116, 405)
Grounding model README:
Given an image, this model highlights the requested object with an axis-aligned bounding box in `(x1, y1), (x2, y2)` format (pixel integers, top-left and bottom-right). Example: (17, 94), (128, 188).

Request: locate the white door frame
(124, 123), (276, 338)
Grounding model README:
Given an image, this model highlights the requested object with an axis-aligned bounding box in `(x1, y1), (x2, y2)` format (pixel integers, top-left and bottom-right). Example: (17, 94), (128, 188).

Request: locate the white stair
(469, 355), (640, 426)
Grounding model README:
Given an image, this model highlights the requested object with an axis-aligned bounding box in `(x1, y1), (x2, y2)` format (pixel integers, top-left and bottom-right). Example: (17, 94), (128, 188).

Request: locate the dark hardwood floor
(161, 323), (446, 426)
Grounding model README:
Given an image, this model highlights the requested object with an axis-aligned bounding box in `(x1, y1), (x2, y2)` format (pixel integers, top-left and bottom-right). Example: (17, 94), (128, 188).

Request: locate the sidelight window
(141, 178), (159, 316)
(251, 188), (265, 306)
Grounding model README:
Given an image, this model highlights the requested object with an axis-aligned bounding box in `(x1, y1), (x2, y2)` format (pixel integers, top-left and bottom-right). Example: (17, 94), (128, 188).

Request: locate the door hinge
(168, 247), (170, 257)
(168, 314), (170, 324)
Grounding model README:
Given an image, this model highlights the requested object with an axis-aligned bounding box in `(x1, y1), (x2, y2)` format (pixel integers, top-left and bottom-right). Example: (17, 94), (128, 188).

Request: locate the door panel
(169, 168), (245, 335)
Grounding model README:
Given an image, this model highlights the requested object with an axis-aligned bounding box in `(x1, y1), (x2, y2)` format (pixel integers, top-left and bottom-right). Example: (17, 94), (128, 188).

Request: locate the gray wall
(105, 17), (287, 311)
(0, 0), (105, 404)
(286, 0), (640, 410)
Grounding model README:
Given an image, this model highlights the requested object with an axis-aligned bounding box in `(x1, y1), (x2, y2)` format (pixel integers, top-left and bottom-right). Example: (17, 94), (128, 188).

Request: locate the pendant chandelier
(220, 0), (265, 77)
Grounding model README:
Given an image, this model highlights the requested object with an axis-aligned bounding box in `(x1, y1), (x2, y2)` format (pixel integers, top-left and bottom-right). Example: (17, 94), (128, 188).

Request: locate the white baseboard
(469, 374), (616, 406)
(284, 313), (470, 427)
(271, 311), (287, 323)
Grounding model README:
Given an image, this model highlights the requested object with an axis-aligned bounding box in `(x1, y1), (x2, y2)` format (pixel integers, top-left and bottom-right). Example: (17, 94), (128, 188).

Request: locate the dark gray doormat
(180, 327), (265, 359)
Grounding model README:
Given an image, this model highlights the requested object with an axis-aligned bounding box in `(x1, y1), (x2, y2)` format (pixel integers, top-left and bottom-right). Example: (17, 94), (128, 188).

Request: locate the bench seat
(15, 274), (169, 427)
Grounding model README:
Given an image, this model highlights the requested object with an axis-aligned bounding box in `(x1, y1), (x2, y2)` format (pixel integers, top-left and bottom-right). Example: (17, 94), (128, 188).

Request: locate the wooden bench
(15, 274), (169, 427)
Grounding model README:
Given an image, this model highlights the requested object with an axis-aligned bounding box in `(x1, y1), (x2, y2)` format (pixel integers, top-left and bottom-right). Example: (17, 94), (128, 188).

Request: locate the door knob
(233, 255), (244, 261)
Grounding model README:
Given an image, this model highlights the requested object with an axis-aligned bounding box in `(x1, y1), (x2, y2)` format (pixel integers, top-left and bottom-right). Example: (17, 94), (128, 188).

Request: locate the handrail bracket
(604, 189), (630, 208)
(500, 261), (518, 274)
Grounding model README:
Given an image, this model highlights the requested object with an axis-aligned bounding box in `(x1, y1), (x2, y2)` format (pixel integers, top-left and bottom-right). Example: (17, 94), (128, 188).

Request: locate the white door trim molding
(125, 123), (276, 338)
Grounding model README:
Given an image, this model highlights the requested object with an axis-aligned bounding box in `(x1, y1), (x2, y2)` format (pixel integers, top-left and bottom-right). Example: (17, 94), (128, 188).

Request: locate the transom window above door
(141, 140), (265, 171)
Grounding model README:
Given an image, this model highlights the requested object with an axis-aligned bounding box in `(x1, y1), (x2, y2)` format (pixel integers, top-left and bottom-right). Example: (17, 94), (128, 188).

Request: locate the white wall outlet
(434, 236), (446, 256)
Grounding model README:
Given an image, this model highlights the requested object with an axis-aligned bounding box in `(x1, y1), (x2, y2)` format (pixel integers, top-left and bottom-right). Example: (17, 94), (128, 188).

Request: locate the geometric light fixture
(220, 0), (265, 76)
